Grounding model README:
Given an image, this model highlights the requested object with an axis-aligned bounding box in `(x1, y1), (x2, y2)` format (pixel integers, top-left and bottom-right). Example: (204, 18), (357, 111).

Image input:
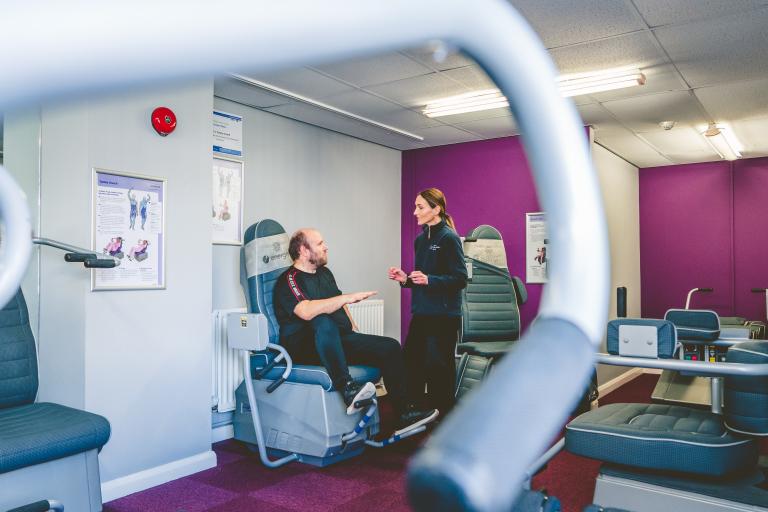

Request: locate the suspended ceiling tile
(441, 65), (497, 91)
(638, 127), (721, 163)
(576, 104), (618, 128)
(263, 102), (423, 150)
(213, 76), (291, 108)
(401, 47), (475, 71)
(374, 108), (444, 132)
(452, 116), (518, 140)
(593, 125), (672, 167)
(585, 63), (687, 103)
(550, 31), (668, 76)
(318, 89), (403, 117)
(365, 73), (470, 108)
(313, 53), (432, 88)
(509, 0), (645, 48)
(634, 0), (768, 27)
(425, 106), (513, 125)
(731, 117), (768, 159)
(240, 67), (352, 99)
(414, 125), (483, 147)
(601, 91), (708, 133)
(653, 9), (768, 87)
(695, 78), (768, 122)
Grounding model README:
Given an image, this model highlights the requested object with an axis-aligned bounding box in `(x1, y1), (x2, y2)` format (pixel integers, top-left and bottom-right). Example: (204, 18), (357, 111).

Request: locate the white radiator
(211, 308), (246, 413)
(348, 299), (384, 336)
(211, 300), (384, 412)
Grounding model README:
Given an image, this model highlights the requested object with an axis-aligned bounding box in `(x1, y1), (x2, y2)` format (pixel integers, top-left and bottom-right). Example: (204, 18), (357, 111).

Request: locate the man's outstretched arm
(293, 291), (376, 321)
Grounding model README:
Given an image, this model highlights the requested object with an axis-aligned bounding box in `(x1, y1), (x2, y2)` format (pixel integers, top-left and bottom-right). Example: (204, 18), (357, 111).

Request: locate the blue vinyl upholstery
(724, 341), (768, 435)
(458, 225), (524, 358)
(566, 403), (756, 477)
(241, 219), (378, 387)
(664, 309), (720, 342)
(606, 318), (677, 358)
(0, 290), (110, 474)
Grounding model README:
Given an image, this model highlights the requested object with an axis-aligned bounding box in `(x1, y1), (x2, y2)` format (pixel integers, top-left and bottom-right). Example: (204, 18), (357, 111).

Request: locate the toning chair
(0, 290), (111, 511)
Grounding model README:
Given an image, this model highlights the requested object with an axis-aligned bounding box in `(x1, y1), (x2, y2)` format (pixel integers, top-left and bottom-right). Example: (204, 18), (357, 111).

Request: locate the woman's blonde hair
(419, 188), (455, 230)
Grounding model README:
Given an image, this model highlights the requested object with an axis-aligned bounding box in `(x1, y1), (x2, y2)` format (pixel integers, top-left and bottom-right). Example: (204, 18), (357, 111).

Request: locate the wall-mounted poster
(92, 169), (166, 290)
(213, 110), (243, 157)
(526, 212), (548, 284)
(212, 157), (244, 245)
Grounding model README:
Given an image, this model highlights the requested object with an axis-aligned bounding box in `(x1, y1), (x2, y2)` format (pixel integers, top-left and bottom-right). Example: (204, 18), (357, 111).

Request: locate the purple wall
(401, 136), (541, 340)
(640, 157), (768, 321)
(733, 157), (768, 321)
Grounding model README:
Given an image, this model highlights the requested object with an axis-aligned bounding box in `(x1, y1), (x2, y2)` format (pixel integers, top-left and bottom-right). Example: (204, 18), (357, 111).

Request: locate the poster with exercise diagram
(92, 169), (166, 290)
(526, 212), (548, 284)
(212, 156), (244, 245)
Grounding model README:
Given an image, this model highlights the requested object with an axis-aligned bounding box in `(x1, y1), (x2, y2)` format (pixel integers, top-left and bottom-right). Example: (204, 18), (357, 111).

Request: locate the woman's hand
(388, 266), (407, 284)
(409, 270), (428, 286)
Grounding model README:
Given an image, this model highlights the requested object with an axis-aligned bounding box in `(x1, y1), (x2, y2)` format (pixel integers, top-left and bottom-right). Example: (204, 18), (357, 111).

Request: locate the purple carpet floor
(104, 374), (660, 512)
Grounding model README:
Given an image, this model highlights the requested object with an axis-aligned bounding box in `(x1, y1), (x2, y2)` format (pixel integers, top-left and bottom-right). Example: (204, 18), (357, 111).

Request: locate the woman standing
(388, 188), (467, 418)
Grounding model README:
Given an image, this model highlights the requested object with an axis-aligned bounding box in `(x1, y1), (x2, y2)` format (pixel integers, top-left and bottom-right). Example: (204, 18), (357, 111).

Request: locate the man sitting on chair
(273, 228), (439, 434)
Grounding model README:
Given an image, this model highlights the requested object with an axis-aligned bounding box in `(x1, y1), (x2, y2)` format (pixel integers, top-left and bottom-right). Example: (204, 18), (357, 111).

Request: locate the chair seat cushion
(457, 340), (513, 357)
(565, 403), (757, 477)
(250, 352), (380, 391)
(0, 402), (111, 474)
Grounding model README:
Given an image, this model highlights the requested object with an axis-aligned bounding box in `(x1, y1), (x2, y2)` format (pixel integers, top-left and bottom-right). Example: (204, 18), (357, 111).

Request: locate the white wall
(6, 82), (216, 498)
(212, 98), (402, 338)
(592, 141), (642, 384)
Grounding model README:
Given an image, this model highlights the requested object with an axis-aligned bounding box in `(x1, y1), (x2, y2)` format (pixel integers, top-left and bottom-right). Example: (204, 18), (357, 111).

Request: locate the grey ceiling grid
(212, 0), (768, 167)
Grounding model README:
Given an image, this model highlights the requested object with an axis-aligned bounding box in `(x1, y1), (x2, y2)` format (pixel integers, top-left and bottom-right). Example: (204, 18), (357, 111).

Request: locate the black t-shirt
(273, 265), (352, 340)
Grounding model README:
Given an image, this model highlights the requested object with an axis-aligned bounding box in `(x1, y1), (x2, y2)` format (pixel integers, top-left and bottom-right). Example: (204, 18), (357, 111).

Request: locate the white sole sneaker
(394, 409), (440, 437)
(346, 381), (376, 415)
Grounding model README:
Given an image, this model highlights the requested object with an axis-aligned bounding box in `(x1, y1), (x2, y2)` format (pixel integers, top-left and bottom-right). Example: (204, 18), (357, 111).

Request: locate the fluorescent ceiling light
(229, 74), (424, 141)
(702, 123), (742, 161)
(422, 68), (646, 118)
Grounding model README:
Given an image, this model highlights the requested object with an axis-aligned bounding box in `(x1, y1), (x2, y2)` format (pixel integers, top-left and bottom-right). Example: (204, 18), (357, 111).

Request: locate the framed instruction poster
(92, 169), (166, 290)
(526, 212), (548, 284)
(212, 156), (244, 245)
(213, 110), (243, 157)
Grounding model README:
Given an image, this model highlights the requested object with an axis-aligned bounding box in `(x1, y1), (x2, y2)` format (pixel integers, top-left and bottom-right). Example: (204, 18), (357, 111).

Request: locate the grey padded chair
(566, 317), (768, 511)
(458, 225), (527, 359)
(0, 290), (111, 512)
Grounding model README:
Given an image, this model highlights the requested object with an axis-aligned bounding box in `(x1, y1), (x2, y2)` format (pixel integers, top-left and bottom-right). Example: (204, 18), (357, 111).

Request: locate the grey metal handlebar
(0, 166), (32, 308)
(0, 1), (609, 510)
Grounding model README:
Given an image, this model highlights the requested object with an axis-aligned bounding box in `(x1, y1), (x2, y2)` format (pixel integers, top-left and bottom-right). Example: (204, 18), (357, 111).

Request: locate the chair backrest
(724, 340), (768, 436)
(0, 289), (38, 409)
(606, 318), (677, 359)
(241, 219), (292, 344)
(461, 225), (521, 343)
(664, 309), (720, 342)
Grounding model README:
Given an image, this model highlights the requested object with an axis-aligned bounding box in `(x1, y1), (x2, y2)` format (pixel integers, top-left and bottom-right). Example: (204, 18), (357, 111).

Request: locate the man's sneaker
(343, 381), (376, 415)
(395, 408), (439, 436)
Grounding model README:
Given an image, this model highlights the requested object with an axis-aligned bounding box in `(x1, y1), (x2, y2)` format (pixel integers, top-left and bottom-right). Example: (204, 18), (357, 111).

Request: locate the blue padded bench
(0, 290), (110, 511)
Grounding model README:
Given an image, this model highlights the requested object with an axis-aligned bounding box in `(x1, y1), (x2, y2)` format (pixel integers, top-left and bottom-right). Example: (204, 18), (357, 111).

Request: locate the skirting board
(598, 368), (662, 398)
(212, 424), (234, 443)
(101, 450), (217, 503)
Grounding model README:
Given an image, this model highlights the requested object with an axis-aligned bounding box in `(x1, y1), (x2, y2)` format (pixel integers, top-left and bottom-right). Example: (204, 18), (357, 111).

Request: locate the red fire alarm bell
(151, 107), (177, 136)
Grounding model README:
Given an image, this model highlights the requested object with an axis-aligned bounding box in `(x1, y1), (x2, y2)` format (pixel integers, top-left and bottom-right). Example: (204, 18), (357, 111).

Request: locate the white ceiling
(215, 0), (768, 167)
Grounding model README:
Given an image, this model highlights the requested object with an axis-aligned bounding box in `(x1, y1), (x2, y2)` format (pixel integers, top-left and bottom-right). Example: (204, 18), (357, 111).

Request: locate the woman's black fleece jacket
(404, 219), (468, 317)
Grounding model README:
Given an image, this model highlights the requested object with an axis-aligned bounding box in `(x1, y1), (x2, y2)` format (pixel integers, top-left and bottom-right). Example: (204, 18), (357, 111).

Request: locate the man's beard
(309, 251), (327, 268)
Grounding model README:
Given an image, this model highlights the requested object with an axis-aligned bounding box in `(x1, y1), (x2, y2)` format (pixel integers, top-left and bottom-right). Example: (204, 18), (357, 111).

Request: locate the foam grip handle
(266, 377), (286, 393)
(64, 252), (96, 262)
(700, 288), (714, 292)
(7, 501), (53, 512)
(84, 259), (117, 268)
(254, 359), (279, 380)
(616, 287), (627, 318)
(752, 288), (767, 293)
